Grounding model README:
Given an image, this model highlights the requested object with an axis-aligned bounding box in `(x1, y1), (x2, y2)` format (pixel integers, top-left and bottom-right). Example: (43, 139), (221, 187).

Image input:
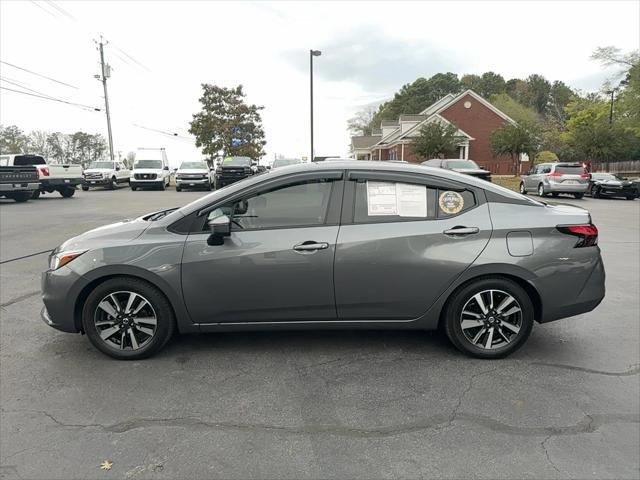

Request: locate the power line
(0, 86), (101, 112)
(29, 0), (57, 18)
(133, 123), (195, 141)
(0, 61), (78, 89)
(44, 0), (76, 21)
(0, 76), (59, 99)
(110, 42), (150, 72)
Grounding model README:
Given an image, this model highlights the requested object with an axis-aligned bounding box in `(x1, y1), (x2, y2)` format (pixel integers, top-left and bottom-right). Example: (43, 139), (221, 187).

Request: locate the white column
(464, 143), (469, 159)
(401, 143), (405, 161)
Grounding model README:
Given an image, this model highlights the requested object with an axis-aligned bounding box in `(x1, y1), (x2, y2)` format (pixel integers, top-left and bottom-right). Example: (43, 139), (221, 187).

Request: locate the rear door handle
(443, 227), (479, 236)
(293, 241), (329, 252)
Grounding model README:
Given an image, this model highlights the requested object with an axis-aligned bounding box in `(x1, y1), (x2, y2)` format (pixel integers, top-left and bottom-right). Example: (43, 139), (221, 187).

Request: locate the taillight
(580, 173), (589, 178)
(557, 224), (598, 248)
(38, 166), (50, 177)
(548, 172), (562, 177)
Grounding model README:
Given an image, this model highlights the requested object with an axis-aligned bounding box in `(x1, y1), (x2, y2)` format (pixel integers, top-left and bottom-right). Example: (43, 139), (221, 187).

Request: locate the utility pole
(607, 89), (615, 126)
(96, 36), (115, 161)
(310, 49), (321, 162)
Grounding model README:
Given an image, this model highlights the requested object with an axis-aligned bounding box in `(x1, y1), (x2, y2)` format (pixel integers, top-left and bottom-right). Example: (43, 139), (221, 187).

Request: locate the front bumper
(546, 182), (589, 193)
(215, 175), (247, 186)
(41, 266), (84, 333)
(176, 178), (209, 186)
(0, 182), (40, 192)
(83, 177), (111, 186)
(130, 180), (164, 188)
(598, 186), (636, 197)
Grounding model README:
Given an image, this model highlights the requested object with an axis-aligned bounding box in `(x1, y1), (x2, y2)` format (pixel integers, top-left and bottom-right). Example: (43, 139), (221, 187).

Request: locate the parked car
(0, 154), (82, 198)
(82, 160), (130, 191)
(519, 162), (589, 198)
(214, 156), (254, 188)
(41, 161), (605, 360)
(130, 148), (171, 191)
(421, 159), (492, 181)
(588, 173), (637, 200)
(175, 161), (213, 191)
(0, 165), (40, 202)
(271, 158), (302, 169)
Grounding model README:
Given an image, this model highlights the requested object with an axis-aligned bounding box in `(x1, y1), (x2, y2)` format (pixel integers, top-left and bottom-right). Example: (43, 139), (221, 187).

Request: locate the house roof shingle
(351, 135), (384, 149)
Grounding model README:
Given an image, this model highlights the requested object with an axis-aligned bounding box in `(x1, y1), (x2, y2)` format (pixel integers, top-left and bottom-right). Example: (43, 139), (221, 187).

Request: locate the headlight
(50, 250), (86, 270)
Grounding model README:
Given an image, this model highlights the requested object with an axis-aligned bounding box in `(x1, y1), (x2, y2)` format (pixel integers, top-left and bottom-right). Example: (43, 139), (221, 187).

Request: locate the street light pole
(310, 49), (321, 162)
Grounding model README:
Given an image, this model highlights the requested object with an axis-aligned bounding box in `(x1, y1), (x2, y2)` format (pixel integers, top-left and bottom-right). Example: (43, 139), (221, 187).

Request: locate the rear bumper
(0, 182), (39, 192)
(546, 182), (589, 193)
(538, 254), (606, 323)
(40, 178), (82, 188)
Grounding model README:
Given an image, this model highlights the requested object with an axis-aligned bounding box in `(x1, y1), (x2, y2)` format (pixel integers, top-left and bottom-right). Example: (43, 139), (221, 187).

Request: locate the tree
(125, 151), (136, 169)
(489, 93), (541, 125)
(0, 125), (27, 154)
(478, 72), (506, 98)
(412, 121), (461, 160)
(26, 130), (54, 158)
(534, 151), (558, 164)
(525, 74), (552, 114)
(347, 106), (377, 136)
(490, 122), (540, 176)
(189, 84), (266, 159)
(548, 81), (575, 124)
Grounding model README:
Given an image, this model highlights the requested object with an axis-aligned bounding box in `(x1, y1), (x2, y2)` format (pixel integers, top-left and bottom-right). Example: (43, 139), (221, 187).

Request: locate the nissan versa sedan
(41, 161), (605, 360)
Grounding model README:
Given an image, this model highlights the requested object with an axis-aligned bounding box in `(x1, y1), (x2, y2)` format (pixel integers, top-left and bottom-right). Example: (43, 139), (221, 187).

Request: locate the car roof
(174, 160), (540, 217)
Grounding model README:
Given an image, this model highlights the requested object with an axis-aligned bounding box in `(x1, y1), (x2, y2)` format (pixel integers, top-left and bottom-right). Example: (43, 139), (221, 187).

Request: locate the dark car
(421, 159), (492, 181)
(588, 173), (637, 200)
(214, 156), (254, 189)
(41, 161), (605, 360)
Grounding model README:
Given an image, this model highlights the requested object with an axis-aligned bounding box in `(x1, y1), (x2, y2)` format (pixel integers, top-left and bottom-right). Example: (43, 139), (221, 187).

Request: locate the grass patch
(493, 176), (521, 192)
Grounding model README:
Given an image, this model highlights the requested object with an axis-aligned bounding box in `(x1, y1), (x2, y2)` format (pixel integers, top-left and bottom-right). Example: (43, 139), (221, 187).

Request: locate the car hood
(132, 168), (164, 175)
(220, 165), (249, 169)
(597, 180), (632, 186)
(177, 169), (208, 174)
(451, 168), (491, 175)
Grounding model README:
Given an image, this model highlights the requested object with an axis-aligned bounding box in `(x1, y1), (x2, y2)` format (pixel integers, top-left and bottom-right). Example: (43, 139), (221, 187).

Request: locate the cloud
(282, 25), (465, 93)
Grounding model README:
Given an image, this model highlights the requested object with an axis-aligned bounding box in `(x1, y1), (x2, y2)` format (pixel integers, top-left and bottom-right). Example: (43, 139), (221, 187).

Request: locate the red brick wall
(439, 94), (515, 175)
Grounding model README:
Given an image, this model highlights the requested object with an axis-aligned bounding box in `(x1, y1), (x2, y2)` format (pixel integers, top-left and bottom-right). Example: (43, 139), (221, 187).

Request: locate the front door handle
(293, 241), (329, 252)
(443, 227), (480, 236)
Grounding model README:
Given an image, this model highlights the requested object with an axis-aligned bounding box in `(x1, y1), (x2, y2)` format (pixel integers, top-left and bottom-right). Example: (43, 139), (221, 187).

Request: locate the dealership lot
(1, 188), (638, 479)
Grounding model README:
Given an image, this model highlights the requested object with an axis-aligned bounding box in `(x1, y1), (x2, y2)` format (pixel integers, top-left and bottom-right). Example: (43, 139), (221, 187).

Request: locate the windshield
(134, 160), (163, 169)
(555, 165), (587, 175)
(272, 158), (301, 168)
(180, 162), (207, 169)
(444, 160), (480, 169)
(593, 173), (622, 181)
(88, 161), (114, 169)
(222, 157), (251, 166)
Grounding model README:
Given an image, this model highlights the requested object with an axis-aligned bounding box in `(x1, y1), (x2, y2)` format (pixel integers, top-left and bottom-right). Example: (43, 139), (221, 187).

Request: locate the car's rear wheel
(519, 182), (527, 195)
(60, 187), (75, 198)
(176, 186), (182, 192)
(81, 185), (90, 191)
(31, 190), (41, 199)
(537, 183), (547, 197)
(82, 277), (175, 360)
(574, 192), (584, 199)
(444, 277), (534, 359)
(626, 195), (635, 200)
(108, 177), (118, 190)
(12, 192), (31, 202)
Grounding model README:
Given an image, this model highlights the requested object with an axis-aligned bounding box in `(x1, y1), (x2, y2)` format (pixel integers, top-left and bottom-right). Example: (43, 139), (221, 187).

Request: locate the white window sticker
(397, 183), (427, 217)
(366, 181), (427, 217)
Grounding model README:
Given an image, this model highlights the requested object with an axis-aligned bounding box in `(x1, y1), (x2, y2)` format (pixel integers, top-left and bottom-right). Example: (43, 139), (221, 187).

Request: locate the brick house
(351, 90), (523, 175)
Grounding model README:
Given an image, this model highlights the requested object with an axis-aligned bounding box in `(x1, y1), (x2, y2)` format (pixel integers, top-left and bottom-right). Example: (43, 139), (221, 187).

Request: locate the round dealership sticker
(439, 191), (464, 214)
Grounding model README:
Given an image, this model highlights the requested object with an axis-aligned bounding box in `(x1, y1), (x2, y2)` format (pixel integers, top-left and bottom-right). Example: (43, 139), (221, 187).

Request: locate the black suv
(214, 156), (254, 189)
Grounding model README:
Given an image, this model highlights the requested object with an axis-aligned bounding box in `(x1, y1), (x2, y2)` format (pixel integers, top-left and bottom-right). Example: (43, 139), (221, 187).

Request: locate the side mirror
(115, 166), (120, 171)
(163, 166), (169, 171)
(207, 215), (231, 245)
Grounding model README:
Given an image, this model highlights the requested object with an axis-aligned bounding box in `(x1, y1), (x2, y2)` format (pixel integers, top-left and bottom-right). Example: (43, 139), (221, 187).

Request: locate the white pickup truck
(82, 160), (130, 190)
(0, 154), (83, 198)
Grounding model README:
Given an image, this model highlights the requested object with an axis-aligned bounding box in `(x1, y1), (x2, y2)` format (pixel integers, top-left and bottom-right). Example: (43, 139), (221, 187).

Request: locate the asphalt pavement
(1, 186), (638, 479)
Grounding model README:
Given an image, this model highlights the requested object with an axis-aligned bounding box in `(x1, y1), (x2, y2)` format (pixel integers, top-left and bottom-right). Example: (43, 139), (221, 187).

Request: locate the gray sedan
(41, 162), (605, 360)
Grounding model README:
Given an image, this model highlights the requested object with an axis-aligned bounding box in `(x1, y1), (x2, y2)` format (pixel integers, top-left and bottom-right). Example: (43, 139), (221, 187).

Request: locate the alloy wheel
(459, 289), (523, 350)
(93, 291), (157, 350)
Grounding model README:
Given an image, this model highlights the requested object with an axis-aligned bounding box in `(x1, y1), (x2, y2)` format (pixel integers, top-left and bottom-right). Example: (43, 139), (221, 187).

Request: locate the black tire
(12, 191), (31, 202)
(519, 182), (527, 195)
(81, 185), (90, 191)
(108, 177), (118, 190)
(537, 183), (547, 197)
(591, 185), (601, 198)
(443, 277), (534, 359)
(60, 187), (75, 198)
(626, 195), (635, 200)
(81, 277), (175, 360)
(131, 186), (137, 191)
(551, 193), (559, 197)
(31, 190), (41, 199)
(573, 193), (584, 199)
(159, 181), (166, 191)
(176, 186), (182, 192)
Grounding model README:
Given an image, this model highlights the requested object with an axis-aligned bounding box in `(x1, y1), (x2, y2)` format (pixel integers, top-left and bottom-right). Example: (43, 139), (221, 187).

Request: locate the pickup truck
(82, 160), (130, 190)
(0, 154), (83, 198)
(0, 165), (40, 202)
(214, 156), (255, 189)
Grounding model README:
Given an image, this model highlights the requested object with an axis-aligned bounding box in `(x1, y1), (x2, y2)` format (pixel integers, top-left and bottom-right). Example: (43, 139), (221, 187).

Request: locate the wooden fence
(592, 160), (640, 176)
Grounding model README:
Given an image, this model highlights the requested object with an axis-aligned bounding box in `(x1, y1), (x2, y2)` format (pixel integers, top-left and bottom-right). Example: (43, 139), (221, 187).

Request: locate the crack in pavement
(23, 409), (639, 439)
(541, 434), (564, 476)
(447, 367), (500, 428)
(530, 362), (640, 377)
(0, 290), (41, 308)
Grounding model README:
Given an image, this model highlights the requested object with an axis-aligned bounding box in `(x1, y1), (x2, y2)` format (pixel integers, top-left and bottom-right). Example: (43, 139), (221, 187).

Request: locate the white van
(130, 148), (171, 191)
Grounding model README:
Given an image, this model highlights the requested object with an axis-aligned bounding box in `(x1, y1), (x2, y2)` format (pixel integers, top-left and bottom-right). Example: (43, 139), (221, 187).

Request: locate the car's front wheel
(444, 277), (534, 359)
(519, 182), (527, 195)
(81, 277), (175, 360)
(591, 185), (601, 198)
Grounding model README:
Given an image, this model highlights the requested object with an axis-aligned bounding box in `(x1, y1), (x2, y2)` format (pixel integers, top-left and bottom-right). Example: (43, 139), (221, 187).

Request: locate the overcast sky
(1, 1), (638, 166)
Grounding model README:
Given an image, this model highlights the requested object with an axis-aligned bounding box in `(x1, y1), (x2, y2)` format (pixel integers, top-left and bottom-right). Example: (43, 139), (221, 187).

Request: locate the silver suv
(520, 163), (589, 199)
